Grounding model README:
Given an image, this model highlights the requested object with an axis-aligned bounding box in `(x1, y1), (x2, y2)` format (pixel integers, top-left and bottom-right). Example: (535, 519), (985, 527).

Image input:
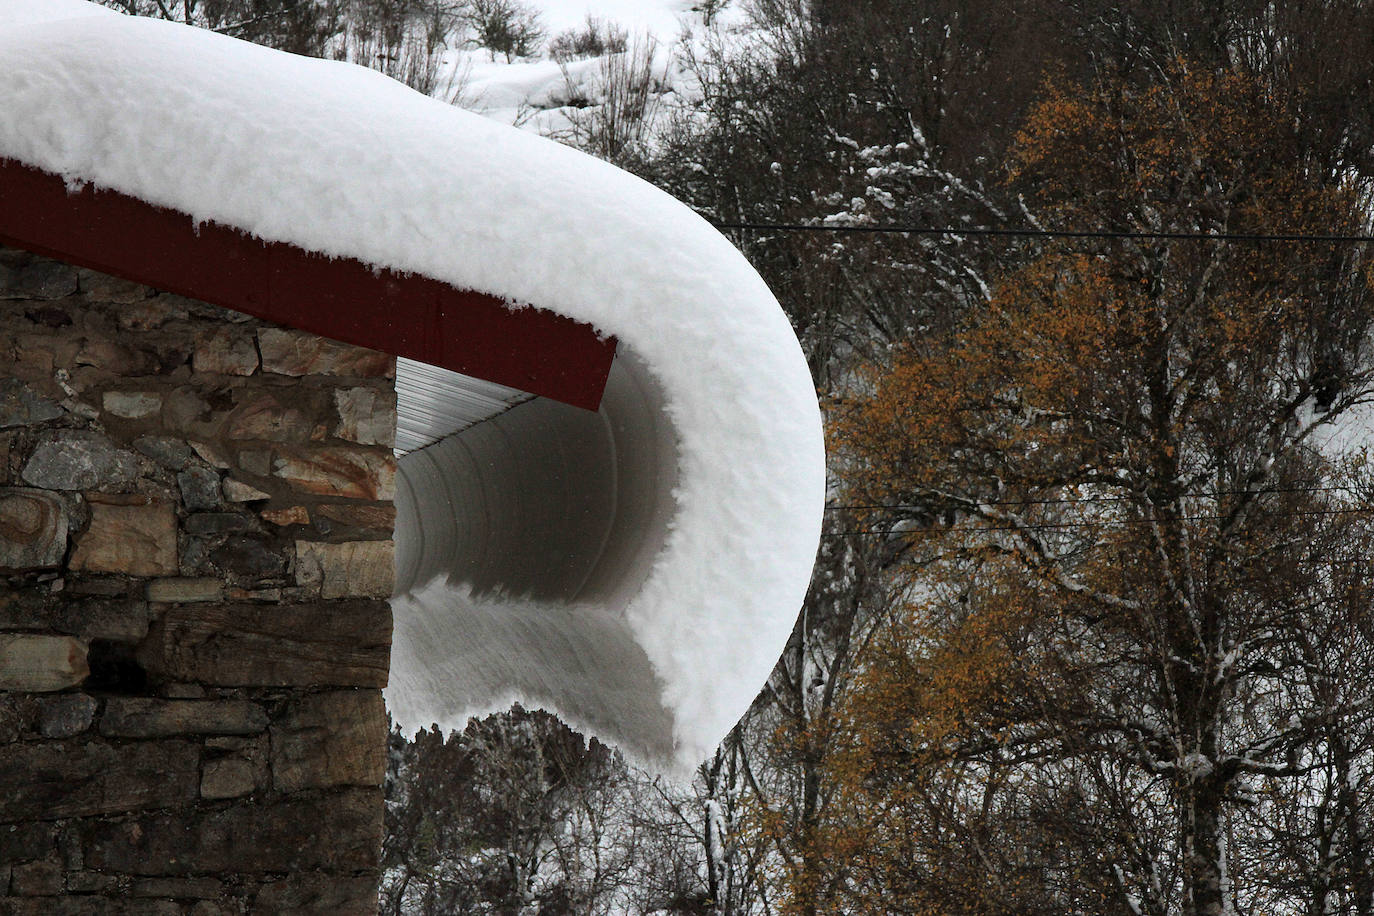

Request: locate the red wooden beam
(0, 158), (615, 411)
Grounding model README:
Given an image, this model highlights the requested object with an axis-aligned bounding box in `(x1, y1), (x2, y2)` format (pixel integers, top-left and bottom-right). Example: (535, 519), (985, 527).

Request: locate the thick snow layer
(0, 0), (112, 24)
(450, 42), (686, 133)
(392, 580), (676, 759)
(0, 6), (825, 771)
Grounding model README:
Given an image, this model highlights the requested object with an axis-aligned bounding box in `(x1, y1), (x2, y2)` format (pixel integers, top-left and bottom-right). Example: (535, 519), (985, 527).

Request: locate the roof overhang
(0, 157), (616, 411)
(0, 6), (827, 770)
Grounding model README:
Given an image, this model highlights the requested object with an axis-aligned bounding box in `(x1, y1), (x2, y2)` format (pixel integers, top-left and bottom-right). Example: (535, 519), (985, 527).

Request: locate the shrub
(465, 0), (543, 62)
(548, 14), (628, 62)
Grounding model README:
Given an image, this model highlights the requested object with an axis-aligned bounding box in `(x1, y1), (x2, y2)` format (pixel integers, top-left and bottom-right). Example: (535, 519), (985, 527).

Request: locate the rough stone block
(189, 441), (231, 470)
(64, 871), (116, 893)
(70, 499), (178, 577)
(272, 447), (395, 500)
(0, 898), (99, 916)
(333, 386), (395, 447)
(255, 875), (383, 916)
(183, 513), (258, 537)
(0, 695), (29, 742)
(0, 739), (199, 821)
(0, 379), (64, 429)
(161, 387), (212, 432)
(77, 266), (149, 304)
(205, 536), (288, 582)
(313, 503), (396, 532)
(226, 391), (311, 442)
(84, 787), (383, 875)
(20, 431), (141, 491)
(0, 590), (54, 631)
(137, 600), (391, 688)
(73, 335), (144, 375)
(0, 592), (147, 641)
(177, 466), (222, 511)
(221, 479), (269, 503)
(66, 579), (132, 598)
(10, 858), (61, 896)
(237, 449), (272, 476)
(0, 821), (55, 863)
(133, 436), (196, 471)
(0, 257), (77, 300)
(271, 690), (386, 792)
(200, 757), (257, 800)
(102, 391), (162, 420)
(131, 877), (224, 899)
(261, 505), (309, 527)
(294, 540), (394, 599)
(0, 898), (185, 916)
(0, 635), (88, 692)
(146, 577), (223, 604)
(57, 822), (82, 870)
(225, 586), (282, 602)
(35, 694), (98, 739)
(19, 305), (71, 329)
(192, 327), (259, 376)
(189, 903), (236, 916)
(57, 598), (149, 643)
(0, 488), (68, 571)
(8, 334), (76, 387)
(100, 698), (268, 738)
(118, 296), (188, 331)
(258, 329), (393, 378)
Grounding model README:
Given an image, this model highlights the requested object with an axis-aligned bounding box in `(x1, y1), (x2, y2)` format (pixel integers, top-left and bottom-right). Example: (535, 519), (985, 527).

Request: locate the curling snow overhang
(0, 3), (827, 771)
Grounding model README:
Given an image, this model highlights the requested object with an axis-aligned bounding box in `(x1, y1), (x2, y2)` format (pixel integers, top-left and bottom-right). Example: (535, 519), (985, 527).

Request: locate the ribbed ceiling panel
(394, 357), (533, 454)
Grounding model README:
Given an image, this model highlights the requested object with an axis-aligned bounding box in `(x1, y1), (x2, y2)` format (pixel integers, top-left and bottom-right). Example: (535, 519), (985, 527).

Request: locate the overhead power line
(824, 484), (1364, 513)
(708, 220), (1374, 244)
(820, 504), (1374, 538)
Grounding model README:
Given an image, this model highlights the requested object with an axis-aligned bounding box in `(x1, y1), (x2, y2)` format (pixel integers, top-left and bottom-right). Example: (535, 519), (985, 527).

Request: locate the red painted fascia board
(0, 158), (615, 411)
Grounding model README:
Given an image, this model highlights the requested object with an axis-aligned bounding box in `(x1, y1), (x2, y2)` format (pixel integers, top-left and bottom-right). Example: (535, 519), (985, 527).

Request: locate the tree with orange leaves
(825, 66), (1374, 916)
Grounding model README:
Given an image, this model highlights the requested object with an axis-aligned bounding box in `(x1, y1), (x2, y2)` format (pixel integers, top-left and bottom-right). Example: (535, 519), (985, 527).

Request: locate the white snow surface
(0, 0), (112, 24)
(0, 5), (825, 771)
(533, 0), (722, 38)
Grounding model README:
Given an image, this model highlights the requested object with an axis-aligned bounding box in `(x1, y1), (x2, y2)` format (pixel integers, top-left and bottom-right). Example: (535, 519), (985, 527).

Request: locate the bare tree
(464, 0), (543, 62)
(829, 66), (1374, 916)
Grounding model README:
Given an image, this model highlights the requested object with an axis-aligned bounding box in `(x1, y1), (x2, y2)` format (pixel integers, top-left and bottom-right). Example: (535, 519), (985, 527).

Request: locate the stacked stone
(0, 246), (396, 914)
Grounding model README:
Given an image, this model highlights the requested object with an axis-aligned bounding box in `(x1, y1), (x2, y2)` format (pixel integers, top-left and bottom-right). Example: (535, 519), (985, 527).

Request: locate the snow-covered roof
(0, 2), (825, 771)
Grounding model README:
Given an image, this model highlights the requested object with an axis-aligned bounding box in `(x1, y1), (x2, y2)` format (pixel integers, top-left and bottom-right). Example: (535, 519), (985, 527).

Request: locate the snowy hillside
(524, 0), (723, 39)
(437, 0), (741, 131)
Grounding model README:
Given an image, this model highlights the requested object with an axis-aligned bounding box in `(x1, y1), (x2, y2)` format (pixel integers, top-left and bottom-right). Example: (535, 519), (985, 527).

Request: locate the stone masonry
(0, 245), (397, 914)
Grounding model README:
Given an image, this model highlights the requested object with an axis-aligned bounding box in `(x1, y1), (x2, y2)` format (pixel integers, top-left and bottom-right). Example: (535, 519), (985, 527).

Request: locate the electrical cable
(818, 505), (1374, 537)
(824, 484), (1365, 513)
(708, 220), (1374, 243)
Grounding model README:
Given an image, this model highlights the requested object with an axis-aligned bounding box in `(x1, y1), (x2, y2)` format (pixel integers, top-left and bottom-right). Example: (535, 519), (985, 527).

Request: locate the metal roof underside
(394, 357), (534, 454)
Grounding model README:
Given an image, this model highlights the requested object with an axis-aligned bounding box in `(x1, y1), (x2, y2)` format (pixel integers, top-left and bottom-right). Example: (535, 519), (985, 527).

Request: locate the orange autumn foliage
(811, 65), (1374, 916)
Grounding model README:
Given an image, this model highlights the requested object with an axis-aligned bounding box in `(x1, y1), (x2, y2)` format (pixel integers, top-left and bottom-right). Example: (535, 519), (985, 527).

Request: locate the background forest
(98, 0), (1374, 913)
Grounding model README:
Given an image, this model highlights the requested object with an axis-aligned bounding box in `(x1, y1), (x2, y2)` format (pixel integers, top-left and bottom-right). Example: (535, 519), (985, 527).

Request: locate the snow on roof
(0, 3), (825, 770)
(0, 0), (113, 25)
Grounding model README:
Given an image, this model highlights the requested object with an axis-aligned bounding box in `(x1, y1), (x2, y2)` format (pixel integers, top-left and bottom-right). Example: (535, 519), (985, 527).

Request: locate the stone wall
(0, 245), (397, 914)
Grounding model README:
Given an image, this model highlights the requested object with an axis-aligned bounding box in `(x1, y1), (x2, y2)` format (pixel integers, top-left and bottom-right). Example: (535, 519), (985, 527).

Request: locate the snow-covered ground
(530, 0), (727, 40)
(440, 0), (739, 130)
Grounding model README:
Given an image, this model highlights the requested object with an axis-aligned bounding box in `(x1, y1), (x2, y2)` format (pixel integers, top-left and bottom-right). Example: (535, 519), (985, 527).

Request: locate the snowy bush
(560, 35), (668, 168)
(331, 0), (469, 96)
(464, 0), (542, 62)
(548, 14), (628, 62)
